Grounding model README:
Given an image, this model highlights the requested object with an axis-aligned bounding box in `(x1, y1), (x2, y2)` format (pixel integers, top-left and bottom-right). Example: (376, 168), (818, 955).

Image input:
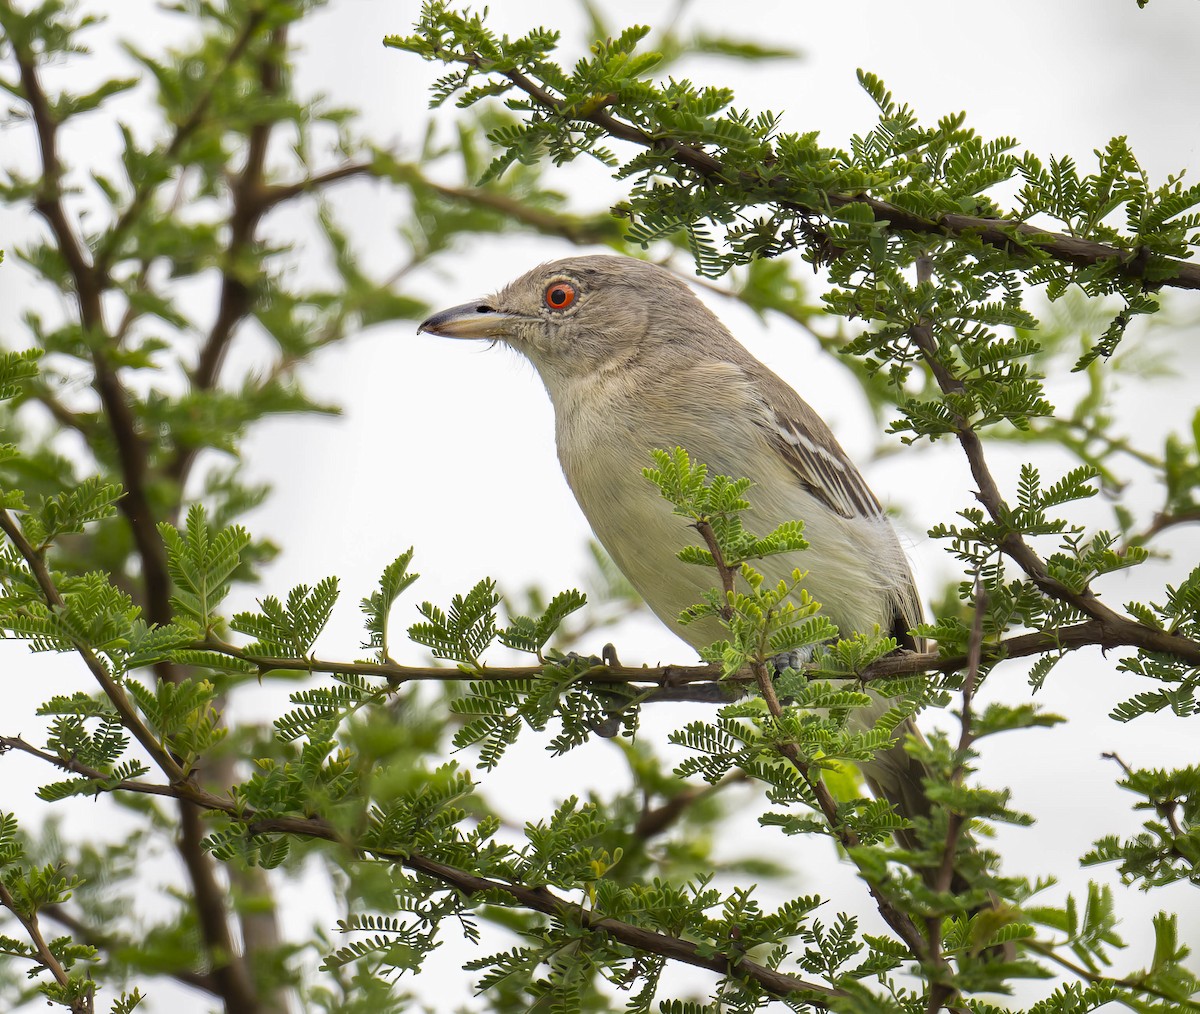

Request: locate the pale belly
(560, 426), (906, 657)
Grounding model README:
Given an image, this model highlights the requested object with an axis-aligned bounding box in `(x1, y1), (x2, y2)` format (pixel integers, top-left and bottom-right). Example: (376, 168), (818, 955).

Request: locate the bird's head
(417, 255), (714, 378)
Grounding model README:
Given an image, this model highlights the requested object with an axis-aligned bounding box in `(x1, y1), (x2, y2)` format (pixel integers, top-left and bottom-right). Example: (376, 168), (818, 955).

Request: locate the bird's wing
(766, 404), (926, 647)
(757, 405), (884, 521)
(745, 372), (924, 647)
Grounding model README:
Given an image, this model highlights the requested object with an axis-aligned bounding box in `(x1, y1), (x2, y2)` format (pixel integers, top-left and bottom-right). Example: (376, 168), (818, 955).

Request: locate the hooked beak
(417, 301), (524, 340)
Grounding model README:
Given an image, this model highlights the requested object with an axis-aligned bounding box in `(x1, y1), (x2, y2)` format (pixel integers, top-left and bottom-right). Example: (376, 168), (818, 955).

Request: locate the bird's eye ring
(544, 281), (577, 311)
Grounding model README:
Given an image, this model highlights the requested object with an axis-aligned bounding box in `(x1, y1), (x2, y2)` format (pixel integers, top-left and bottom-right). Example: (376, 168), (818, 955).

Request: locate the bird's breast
(549, 364), (912, 655)
(551, 370), (777, 649)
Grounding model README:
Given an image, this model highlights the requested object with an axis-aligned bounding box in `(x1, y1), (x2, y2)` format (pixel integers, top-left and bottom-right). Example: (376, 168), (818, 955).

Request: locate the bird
(418, 254), (933, 841)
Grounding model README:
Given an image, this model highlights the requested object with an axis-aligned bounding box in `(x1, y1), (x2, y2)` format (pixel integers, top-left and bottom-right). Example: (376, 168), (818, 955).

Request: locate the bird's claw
(559, 643), (621, 670)
(768, 645), (817, 676)
(557, 646), (626, 739)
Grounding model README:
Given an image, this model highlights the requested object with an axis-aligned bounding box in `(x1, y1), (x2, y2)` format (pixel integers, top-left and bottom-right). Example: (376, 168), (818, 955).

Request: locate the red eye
(544, 281), (577, 310)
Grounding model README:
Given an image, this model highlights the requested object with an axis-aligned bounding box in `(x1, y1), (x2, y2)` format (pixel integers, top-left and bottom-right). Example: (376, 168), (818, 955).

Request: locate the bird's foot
(768, 644), (818, 676)
(557, 644), (626, 739)
(557, 642), (621, 671)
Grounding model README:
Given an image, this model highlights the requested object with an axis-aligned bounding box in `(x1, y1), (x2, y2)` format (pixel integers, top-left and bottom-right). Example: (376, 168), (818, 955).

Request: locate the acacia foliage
(0, 2), (1198, 1014)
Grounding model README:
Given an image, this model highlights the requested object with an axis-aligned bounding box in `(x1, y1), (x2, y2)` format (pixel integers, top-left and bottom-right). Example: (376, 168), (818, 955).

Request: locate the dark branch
(12, 40), (176, 651)
(200, 615), (1197, 698)
(93, 9), (269, 274)
(0, 509), (186, 782)
(496, 67), (1200, 291)
(0, 736), (842, 1007)
(0, 879), (93, 1014)
(398, 850), (840, 1005)
(169, 25), (287, 493)
(139, 781), (845, 1004)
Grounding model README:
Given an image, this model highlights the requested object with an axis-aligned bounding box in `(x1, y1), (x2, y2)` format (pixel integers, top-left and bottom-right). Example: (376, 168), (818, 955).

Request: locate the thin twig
(0, 735), (178, 798)
(693, 517), (933, 963)
(1102, 752), (1188, 841)
(934, 583), (986, 898)
(924, 581), (988, 1014)
(1131, 508), (1200, 547)
(0, 879), (94, 1014)
(195, 614), (1191, 697)
(1100, 751), (1134, 779)
(632, 772), (750, 840)
(260, 157), (622, 247)
(1027, 941), (1200, 1010)
(0, 508), (186, 783)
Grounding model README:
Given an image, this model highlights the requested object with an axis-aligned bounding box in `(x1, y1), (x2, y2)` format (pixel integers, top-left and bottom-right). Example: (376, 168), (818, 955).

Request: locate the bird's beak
(417, 301), (522, 340)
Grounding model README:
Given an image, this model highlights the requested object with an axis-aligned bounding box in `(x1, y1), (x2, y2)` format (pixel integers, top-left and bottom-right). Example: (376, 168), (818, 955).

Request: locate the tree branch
(198, 614), (1193, 699)
(0, 879), (93, 1014)
(23, 382), (97, 439)
(11, 38), (176, 647)
(0, 736), (843, 1006)
(399, 851), (840, 1005)
(489, 66), (1200, 291)
(93, 9), (269, 275)
(169, 25), (287, 494)
(0, 509), (186, 783)
(129, 781), (847, 1003)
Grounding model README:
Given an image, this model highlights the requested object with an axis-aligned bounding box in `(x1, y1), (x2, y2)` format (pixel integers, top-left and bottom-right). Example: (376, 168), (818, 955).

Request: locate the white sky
(2, 1), (1200, 1011)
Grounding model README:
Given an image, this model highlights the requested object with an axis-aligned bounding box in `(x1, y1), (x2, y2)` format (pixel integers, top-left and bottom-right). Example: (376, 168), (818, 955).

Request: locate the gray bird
(419, 254), (932, 836)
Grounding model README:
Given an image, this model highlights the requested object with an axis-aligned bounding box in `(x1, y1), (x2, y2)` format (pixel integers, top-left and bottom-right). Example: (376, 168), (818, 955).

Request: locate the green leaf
(158, 505), (251, 629)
